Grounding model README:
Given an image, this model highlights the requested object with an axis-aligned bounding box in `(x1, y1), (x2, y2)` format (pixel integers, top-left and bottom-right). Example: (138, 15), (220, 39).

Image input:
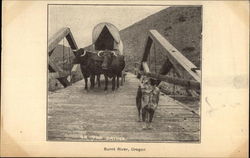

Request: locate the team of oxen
(73, 49), (125, 91)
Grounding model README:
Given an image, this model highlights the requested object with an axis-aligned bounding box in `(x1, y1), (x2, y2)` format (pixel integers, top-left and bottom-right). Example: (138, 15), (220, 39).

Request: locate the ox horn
(80, 50), (87, 57)
(97, 51), (104, 57)
(111, 51), (118, 57)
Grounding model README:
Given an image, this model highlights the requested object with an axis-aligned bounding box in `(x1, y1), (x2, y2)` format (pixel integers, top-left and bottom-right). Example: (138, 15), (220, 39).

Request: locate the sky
(48, 5), (168, 48)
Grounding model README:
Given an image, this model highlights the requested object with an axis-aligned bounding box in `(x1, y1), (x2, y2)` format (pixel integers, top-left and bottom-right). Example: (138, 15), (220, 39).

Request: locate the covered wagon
(92, 22), (123, 55)
(73, 22), (125, 91)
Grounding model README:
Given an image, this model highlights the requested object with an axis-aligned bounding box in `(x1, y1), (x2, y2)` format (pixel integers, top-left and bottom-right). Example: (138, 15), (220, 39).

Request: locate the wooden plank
(66, 31), (78, 50)
(142, 37), (153, 62)
(57, 78), (71, 87)
(49, 72), (60, 79)
(49, 71), (71, 79)
(149, 30), (201, 82)
(48, 59), (70, 87)
(48, 59), (64, 73)
(48, 27), (78, 54)
(138, 70), (200, 90)
(142, 62), (150, 73)
(48, 73), (200, 142)
(48, 27), (79, 86)
(48, 27), (70, 53)
(71, 64), (78, 72)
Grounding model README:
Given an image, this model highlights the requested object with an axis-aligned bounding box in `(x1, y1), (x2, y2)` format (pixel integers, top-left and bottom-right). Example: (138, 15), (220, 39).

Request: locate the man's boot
(147, 122), (153, 129)
(142, 122), (147, 130)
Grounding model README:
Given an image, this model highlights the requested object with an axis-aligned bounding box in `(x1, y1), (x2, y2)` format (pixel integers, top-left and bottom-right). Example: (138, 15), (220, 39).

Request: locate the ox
(73, 48), (103, 90)
(97, 50), (125, 91)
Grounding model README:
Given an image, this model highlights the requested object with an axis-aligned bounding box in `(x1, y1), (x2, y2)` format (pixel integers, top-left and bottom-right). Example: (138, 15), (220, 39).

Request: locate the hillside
(119, 6), (202, 97)
(120, 6), (202, 72)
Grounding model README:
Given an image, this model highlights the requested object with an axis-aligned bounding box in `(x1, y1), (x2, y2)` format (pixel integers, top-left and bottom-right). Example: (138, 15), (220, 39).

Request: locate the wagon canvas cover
(92, 22), (123, 54)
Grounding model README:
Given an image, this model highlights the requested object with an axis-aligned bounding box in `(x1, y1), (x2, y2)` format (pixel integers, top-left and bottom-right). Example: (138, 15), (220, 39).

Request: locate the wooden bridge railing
(140, 30), (201, 90)
(137, 70), (200, 90)
(48, 27), (78, 87)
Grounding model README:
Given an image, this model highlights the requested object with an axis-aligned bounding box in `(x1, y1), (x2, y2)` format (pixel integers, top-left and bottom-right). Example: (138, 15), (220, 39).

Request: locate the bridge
(47, 28), (201, 142)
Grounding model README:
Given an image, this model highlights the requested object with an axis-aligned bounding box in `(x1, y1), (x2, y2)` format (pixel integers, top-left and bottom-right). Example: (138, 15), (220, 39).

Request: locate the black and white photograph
(47, 4), (202, 142)
(2, 1), (249, 157)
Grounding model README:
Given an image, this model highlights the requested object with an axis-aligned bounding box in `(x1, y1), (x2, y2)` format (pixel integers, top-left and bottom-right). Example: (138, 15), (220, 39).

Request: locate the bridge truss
(48, 27), (79, 87)
(140, 30), (201, 91)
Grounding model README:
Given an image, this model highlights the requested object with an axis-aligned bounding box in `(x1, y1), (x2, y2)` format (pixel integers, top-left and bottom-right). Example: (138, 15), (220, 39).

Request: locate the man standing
(136, 75), (160, 130)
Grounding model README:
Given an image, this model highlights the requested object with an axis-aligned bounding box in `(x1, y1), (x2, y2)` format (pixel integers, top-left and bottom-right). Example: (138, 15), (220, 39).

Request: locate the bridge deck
(48, 73), (200, 142)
